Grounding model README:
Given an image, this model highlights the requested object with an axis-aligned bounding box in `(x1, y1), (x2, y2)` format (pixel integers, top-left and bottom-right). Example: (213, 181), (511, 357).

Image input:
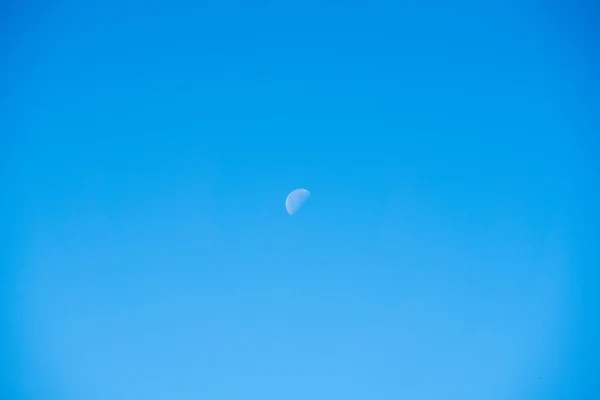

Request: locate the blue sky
(2, 0), (599, 399)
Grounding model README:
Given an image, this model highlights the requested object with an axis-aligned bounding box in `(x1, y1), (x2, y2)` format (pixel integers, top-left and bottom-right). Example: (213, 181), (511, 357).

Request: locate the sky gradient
(2, 0), (599, 399)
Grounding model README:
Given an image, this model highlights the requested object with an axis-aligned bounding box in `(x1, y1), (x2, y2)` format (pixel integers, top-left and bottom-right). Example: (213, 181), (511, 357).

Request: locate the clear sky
(2, 0), (599, 399)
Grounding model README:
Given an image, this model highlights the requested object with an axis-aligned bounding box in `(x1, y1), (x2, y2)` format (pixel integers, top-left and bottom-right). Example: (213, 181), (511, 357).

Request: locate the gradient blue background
(2, 0), (599, 399)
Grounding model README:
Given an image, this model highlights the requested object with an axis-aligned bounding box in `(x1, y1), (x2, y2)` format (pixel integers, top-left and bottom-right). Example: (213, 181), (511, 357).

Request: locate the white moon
(285, 188), (310, 215)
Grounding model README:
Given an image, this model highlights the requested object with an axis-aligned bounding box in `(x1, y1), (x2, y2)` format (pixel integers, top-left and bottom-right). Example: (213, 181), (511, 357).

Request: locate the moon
(285, 188), (310, 215)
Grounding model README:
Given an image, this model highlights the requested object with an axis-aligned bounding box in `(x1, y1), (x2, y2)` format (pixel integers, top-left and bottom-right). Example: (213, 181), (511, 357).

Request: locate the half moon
(285, 188), (310, 215)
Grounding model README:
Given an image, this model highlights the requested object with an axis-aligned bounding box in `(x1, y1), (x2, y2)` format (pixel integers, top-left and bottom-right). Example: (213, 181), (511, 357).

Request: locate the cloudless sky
(2, 0), (599, 399)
